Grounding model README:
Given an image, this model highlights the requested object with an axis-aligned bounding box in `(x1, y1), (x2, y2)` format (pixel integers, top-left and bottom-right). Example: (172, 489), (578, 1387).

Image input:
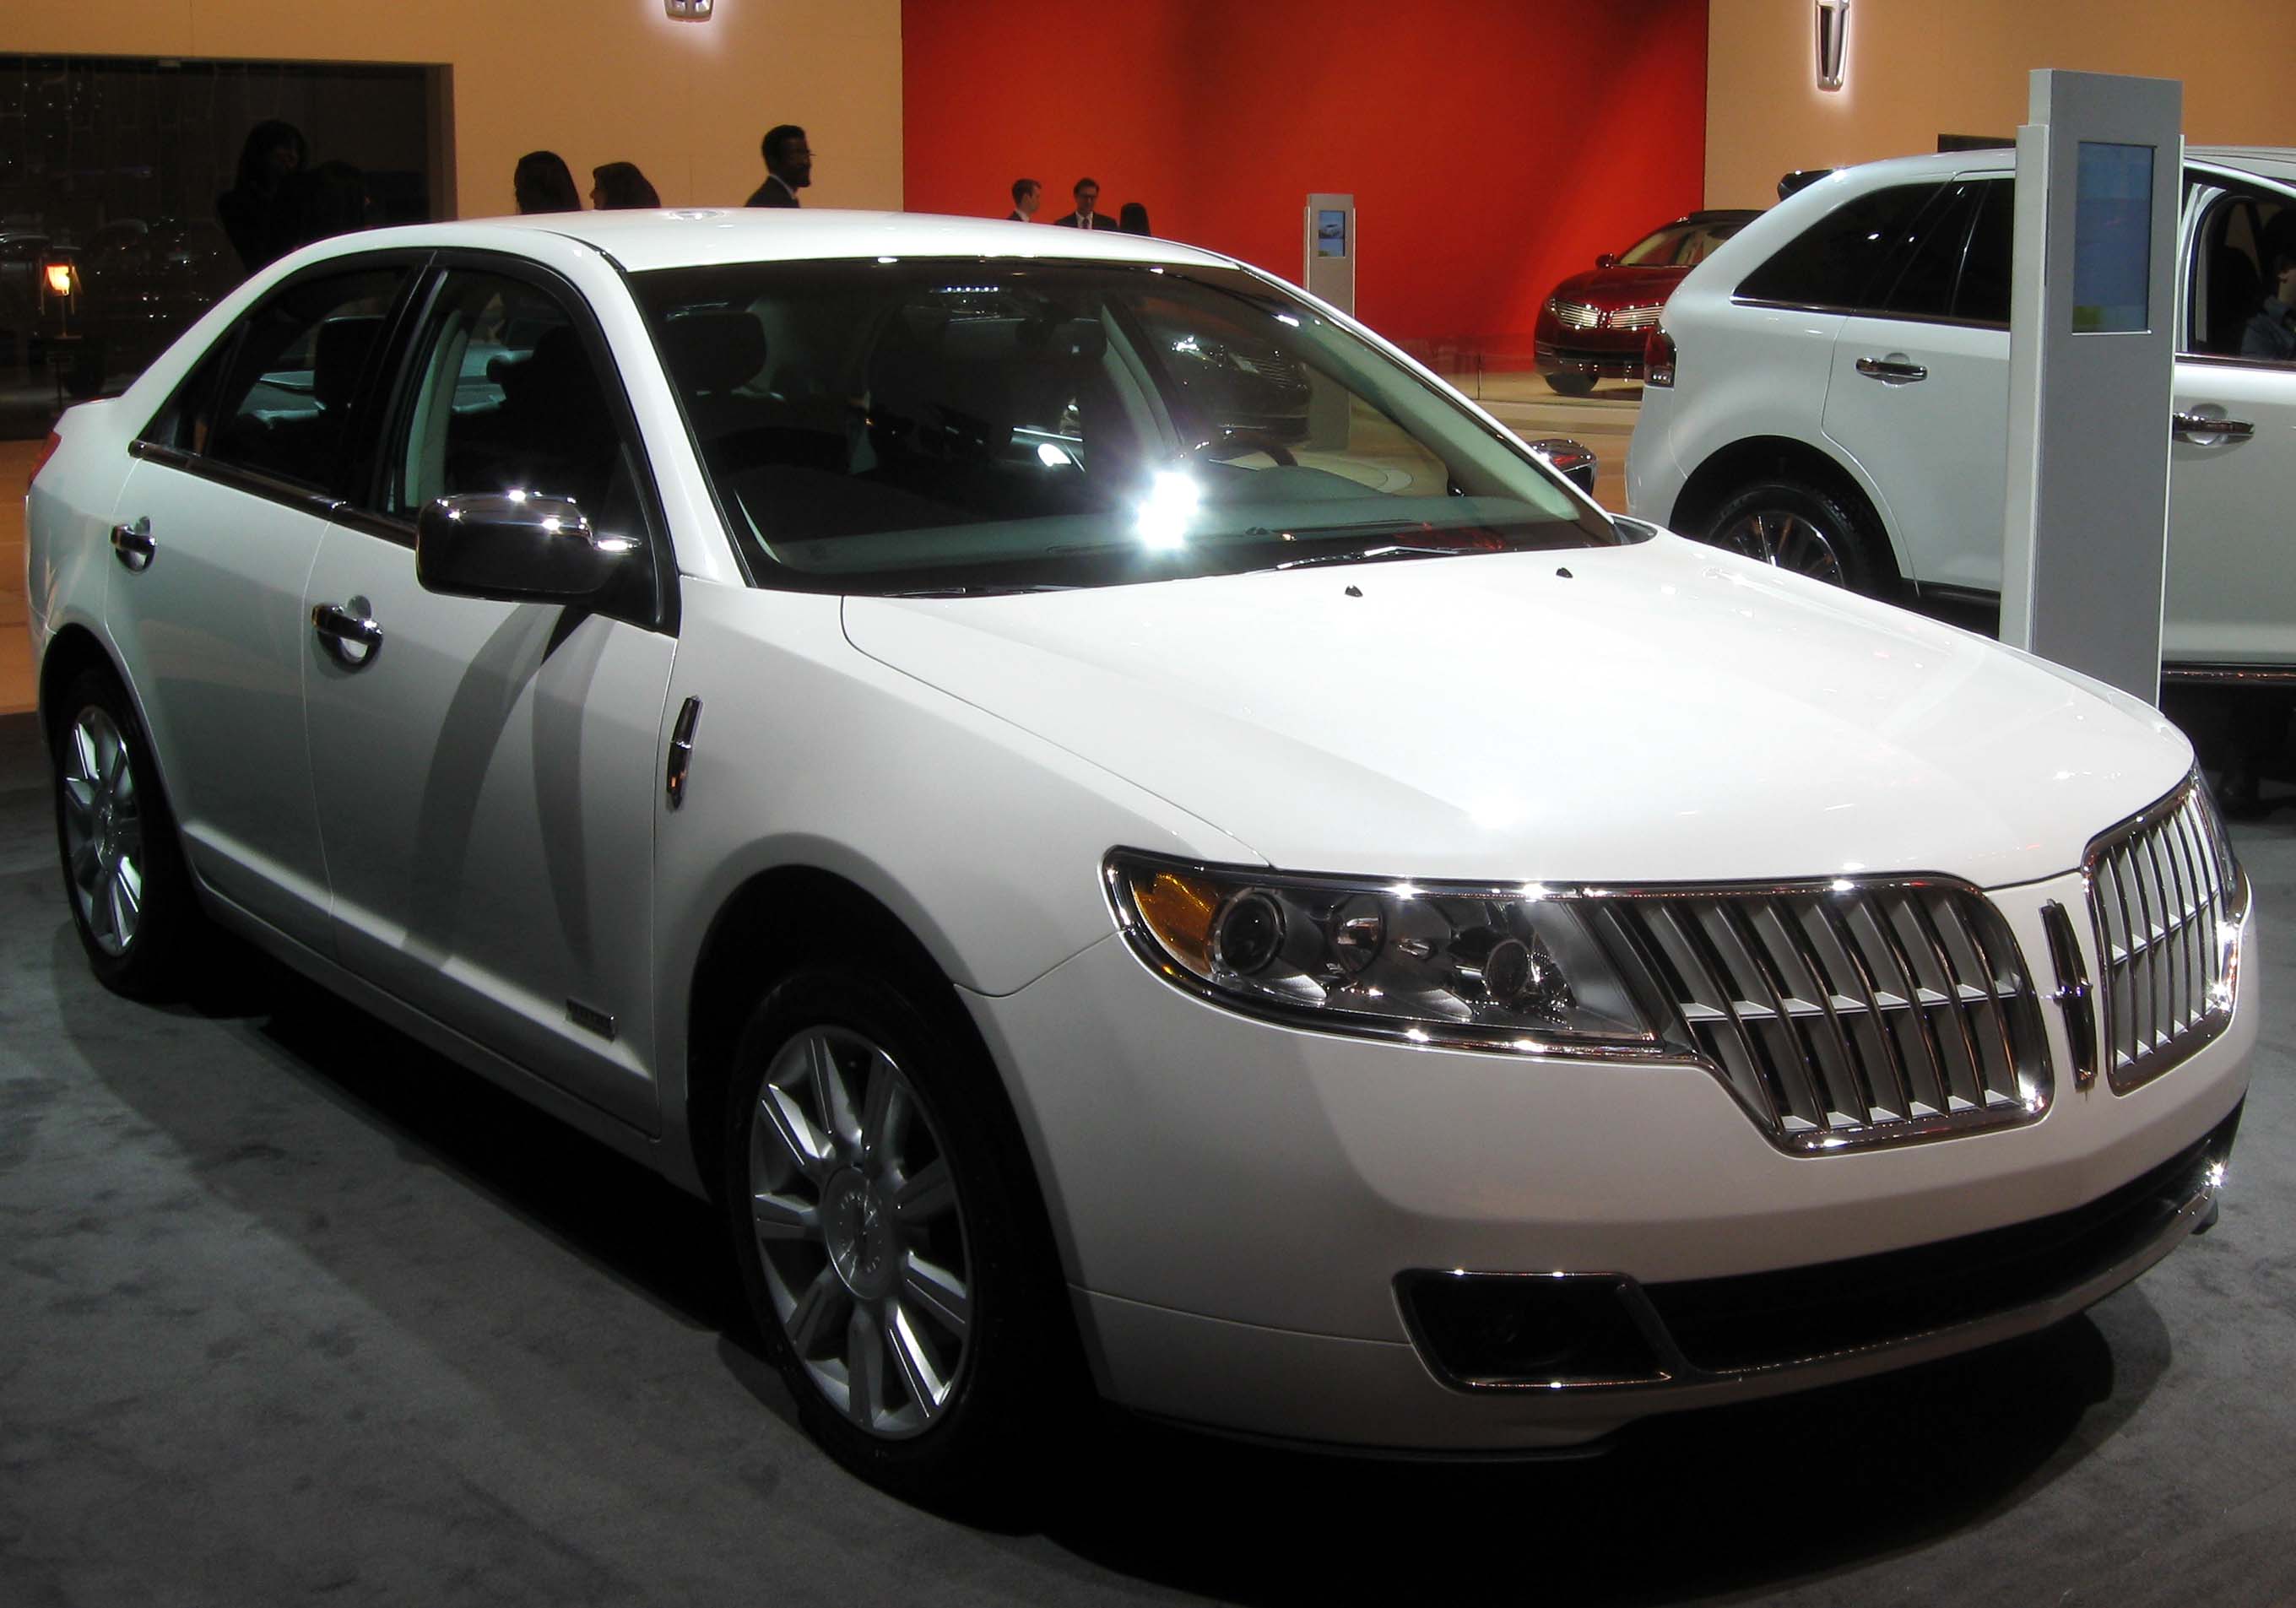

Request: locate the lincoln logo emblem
(1817, 0), (1850, 92)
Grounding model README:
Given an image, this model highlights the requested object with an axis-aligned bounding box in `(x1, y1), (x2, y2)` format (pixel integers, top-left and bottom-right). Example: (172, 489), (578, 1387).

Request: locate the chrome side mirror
(1526, 437), (1599, 496)
(1595, 252), (1619, 270)
(414, 492), (636, 604)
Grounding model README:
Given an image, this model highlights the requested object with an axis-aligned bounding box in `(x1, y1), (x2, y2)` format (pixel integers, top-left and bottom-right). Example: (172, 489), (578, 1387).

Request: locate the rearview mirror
(1525, 437), (1599, 495)
(414, 492), (637, 604)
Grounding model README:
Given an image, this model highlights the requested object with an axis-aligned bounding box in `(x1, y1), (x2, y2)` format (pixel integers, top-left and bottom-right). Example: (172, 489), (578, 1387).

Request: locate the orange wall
(902, 0), (1709, 344)
(1707, 0), (2296, 208)
(1, 0), (903, 217)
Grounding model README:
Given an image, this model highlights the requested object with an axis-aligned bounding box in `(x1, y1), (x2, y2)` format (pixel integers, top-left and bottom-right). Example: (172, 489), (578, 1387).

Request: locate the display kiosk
(1303, 194), (1355, 317)
(2001, 69), (2183, 705)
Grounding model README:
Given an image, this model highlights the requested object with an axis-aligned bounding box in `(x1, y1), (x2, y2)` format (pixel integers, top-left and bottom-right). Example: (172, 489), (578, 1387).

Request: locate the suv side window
(2188, 182), (2294, 361)
(1872, 181), (1987, 320)
(192, 268), (406, 491)
(1952, 178), (2015, 324)
(1736, 181), (1949, 312)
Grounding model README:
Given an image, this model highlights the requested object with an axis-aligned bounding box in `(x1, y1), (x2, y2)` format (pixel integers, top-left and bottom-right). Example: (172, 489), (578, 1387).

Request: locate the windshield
(631, 258), (1616, 593)
(1617, 220), (1745, 268)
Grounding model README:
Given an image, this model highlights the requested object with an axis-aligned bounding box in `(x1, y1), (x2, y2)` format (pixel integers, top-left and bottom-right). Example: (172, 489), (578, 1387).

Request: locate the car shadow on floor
(56, 920), (2174, 1603)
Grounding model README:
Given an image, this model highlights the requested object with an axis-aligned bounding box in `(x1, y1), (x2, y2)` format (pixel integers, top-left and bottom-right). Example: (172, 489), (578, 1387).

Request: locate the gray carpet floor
(2, 705), (2292, 1606)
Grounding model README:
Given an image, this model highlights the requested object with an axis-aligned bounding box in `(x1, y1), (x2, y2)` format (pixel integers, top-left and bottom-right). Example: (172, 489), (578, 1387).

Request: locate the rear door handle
(111, 517), (155, 571)
(1855, 356), (1929, 383)
(311, 598), (384, 669)
(2171, 410), (2255, 441)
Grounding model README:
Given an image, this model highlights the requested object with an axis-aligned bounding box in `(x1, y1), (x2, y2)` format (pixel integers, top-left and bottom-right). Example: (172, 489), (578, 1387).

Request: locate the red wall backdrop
(901, 0), (1709, 346)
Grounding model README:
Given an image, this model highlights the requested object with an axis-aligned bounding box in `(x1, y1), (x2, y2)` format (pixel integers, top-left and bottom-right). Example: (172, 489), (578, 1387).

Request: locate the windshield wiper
(884, 582), (1076, 598)
(1274, 543), (1474, 571)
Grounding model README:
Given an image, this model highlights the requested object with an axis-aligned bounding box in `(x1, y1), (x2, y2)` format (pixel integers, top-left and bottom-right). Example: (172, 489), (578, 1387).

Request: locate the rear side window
(1871, 181), (1986, 320)
(200, 268), (407, 491)
(1736, 182), (1947, 311)
(1953, 178), (2015, 323)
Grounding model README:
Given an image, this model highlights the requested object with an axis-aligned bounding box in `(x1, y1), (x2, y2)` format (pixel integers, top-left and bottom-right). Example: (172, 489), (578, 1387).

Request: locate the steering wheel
(1186, 428), (1297, 468)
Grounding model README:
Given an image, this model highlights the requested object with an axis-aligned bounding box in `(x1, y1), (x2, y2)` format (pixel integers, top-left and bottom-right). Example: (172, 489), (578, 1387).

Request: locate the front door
(301, 262), (677, 1131)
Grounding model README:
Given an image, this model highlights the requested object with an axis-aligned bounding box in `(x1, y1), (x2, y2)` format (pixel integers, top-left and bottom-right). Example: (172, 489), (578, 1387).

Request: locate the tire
(723, 968), (1075, 1508)
(1546, 371), (1596, 398)
(50, 664), (204, 999)
(1703, 477), (1888, 594)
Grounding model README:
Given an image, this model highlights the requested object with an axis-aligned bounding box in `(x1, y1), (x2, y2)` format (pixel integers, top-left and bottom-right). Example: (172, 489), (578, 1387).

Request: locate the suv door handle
(2171, 410), (2255, 441)
(1855, 356), (1929, 383)
(111, 517), (155, 571)
(311, 598), (384, 668)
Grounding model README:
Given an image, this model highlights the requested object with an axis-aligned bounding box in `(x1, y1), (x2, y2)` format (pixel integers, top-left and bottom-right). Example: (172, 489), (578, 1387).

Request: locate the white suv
(1627, 146), (2296, 685)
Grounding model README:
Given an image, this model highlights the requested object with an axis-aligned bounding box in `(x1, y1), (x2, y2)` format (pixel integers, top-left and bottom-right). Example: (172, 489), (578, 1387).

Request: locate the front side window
(198, 267), (407, 490)
(2187, 184), (2296, 361)
(389, 268), (650, 541)
(633, 259), (1611, 594)
(1736, 181), (1948, 312)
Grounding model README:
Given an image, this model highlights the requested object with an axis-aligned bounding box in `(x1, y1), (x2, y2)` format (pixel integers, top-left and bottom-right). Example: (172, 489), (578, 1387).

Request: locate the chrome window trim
(1726, 295), (2009, 333)
(1104, 852), (2052, 1156)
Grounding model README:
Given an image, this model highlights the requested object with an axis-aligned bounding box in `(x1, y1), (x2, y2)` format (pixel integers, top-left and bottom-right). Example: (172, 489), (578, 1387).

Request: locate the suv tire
(1704, 478), (1887, 593)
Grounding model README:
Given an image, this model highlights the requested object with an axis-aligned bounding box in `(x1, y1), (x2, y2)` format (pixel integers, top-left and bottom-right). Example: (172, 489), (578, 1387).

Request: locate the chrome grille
(2085, 777), (2244, 1092)
(1593, 881), (2050, 1154)
(1550, 299), (1603, 329)
(1608, 304), (1663, 330)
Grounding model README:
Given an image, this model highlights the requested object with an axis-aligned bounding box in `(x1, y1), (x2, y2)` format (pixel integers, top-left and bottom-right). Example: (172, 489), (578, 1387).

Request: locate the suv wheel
(724, 969), (1071, 1508)
(1546, 372), (1596, 398)
(1705, 479), (1884, 593)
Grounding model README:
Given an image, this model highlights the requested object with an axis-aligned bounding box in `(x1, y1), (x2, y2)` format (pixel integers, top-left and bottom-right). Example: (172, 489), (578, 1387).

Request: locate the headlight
(1105, 851), (1671, 1055)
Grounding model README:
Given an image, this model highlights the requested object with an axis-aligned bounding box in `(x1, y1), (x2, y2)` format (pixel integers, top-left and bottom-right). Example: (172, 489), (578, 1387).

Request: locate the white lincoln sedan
(24, 210), (2256, 1502)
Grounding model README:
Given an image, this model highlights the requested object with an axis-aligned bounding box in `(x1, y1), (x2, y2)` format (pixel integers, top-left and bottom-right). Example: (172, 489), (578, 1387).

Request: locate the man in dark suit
(1051, 177), (1117, 230)
(747, 124), (810, 208)
(1007, 177), (1041, 222)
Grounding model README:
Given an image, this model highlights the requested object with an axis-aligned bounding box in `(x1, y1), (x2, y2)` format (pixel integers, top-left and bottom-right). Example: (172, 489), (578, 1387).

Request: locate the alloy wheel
(1716, 508), (1847, 585)
(746, 1026), (973, 1438)
(58, 707), (146, 957)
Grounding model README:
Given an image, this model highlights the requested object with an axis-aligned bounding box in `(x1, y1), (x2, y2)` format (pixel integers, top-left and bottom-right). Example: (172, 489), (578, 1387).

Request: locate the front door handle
(111, 517), (155, 572)
(1855, 355), (1929, 383)
(2171, 410), (2255, 441)
(311, 598), (384, 669)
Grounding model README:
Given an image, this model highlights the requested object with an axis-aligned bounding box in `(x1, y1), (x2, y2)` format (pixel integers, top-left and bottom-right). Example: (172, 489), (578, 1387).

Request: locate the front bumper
(968, 869), (2257, 1452)
(1535, 339), (1645, 381)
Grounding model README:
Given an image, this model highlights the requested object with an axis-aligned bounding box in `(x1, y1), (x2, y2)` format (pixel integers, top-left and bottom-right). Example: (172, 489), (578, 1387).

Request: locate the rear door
(104, 260), (414, 951)
(300, 255), (679, 1132)
(1818, 172), (2017, 596)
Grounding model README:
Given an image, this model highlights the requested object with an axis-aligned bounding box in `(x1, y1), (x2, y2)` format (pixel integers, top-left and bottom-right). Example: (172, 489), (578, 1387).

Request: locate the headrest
(311, 314), (382, 410)
(662, 311), (768, 395)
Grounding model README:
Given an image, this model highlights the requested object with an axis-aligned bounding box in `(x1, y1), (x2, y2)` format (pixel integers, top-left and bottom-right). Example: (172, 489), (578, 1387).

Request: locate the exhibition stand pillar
(2001, 69), (2182, 706)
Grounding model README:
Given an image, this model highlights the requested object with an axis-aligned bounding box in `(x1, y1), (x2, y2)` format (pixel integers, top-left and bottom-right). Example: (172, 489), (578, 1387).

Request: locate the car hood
(1548, 265), (1687, 307)
(842, 534), (2191, 886)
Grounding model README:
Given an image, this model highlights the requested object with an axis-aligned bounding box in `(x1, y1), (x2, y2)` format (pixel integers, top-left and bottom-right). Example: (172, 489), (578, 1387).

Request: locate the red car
(1535, 209), (1759, 395)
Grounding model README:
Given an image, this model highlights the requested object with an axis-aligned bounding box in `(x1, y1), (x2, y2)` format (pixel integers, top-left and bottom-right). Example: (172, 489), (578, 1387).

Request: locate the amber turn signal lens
(1129, 869), (1218, 975)
(43, 262), (74, 298)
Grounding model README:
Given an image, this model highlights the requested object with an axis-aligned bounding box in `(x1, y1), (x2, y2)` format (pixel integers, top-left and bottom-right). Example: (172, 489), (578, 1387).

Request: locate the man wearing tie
(1052, 177), (1117, 230)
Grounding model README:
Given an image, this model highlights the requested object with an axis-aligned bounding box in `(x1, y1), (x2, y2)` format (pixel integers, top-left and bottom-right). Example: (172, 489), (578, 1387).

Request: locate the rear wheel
(50, 665), (203, 999)
(1704, 478), (1887, 593)
(724, 969), (1073, 1508)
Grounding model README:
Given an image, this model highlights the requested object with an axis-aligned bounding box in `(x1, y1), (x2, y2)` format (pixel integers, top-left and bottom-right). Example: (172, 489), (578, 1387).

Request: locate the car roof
(308, 208), (1250, 277)
(1810, 144), (2296, 186)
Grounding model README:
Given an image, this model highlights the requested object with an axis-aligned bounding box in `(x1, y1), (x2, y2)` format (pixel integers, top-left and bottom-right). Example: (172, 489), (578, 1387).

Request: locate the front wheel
(724, 970), (1073, 1507)
(1703, 478), (1887, 593)
(1545, 371), (1596, 398)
